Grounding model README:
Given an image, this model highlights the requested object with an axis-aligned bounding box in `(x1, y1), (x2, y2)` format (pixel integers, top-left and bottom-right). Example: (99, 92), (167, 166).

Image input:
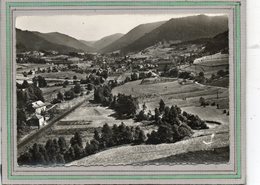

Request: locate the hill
(33, 31), (96, 52)
(100, 21), (166, 53)
(203, 30), (228, 54)
(121, 15), (228, 54)
(79, 40), (96, 47)
(88, 33), (124, 51)
(16, 29), (78, 53)
(16, 29), (95, 53)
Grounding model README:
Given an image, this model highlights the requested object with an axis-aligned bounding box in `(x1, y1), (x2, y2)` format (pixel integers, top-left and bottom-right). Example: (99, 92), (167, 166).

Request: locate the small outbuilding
(27, 114), (47, 129)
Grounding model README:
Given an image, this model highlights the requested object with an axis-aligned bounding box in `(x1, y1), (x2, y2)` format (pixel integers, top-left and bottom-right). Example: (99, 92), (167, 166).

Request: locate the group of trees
(94, 85), (139, 118)
(16, 82), (45, 109)
(32, 76), (48, 88)
(18, 136), (68, 165)
(135, 99), (208, 144)
(85, 123), (146, 156)
(18, 123), (147, 166)
(52, 84), (83, 103)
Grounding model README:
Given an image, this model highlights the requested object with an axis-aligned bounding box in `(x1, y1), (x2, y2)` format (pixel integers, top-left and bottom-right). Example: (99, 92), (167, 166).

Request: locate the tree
(21, 80), (29, 88)
(72, 144), (84, 159)
(93, 129), (101, 142)
(199, 97), (206, 107)
(142, 103), (147, 111)
(157, 124), (174, 143)
(137, 130), (146, 144)
(63, 80), (69, 87)
(217, 70), (225, 77)
(73, 75), (77, 80)
(31, 143), (46, 165)
(136, 110), (147, 121)
(199, 71), (204, 77)
(58, 137), (67, 153)
(56, 153), (65, 164)
(101, 123), (113, 147)
(159, 99), (165, 113)
(131, 72), (138, 81)
(17, 109), (27, 128)
(64, 90), (75, 100)
(64, 147), (75, 162)
(57, 91), (64, 101)
(70, 132), (83, 148)
(154, 108), (160, 123)
(73, 84), (82, 94)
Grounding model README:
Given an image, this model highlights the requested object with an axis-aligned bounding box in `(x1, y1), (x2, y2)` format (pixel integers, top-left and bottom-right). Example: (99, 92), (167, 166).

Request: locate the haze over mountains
(82, 33), (124, 51)
(16, 14), (228, 54)
(99, 21), (166, 53)
(16, 28), (96, 53)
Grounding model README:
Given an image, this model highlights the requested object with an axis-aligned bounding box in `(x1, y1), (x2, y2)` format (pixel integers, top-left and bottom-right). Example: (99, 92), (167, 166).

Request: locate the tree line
(18, 122), (146, 166)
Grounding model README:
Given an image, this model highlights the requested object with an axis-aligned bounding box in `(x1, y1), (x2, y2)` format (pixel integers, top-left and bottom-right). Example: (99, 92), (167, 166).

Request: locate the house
(31, 100), (46, 114)
(27, 114), (46, 129)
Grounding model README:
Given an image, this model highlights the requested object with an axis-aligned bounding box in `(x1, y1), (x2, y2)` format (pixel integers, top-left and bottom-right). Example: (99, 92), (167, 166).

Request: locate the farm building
(31, 100), (46, 115)
(27, 114), (47, 129)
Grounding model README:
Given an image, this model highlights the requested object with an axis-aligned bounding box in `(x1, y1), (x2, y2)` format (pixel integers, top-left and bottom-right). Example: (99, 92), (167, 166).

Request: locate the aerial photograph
(16, 13), (230, 166)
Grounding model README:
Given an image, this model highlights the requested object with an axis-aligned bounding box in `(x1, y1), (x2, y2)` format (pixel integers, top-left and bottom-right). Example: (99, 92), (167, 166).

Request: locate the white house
(31, 100), (46, 115)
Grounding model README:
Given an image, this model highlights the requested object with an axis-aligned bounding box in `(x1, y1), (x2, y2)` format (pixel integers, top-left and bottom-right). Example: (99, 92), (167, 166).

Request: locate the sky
(16, 13), (224, 41)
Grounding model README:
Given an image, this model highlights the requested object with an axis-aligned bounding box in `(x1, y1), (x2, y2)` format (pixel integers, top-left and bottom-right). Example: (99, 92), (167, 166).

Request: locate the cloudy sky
(16, 14), (224, 41)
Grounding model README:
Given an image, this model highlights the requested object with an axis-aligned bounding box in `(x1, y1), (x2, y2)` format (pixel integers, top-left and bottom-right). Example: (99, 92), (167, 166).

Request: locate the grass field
(40, 71), (87, 80)
(32, 102), (154, 148)
(139, 146), (229, 164)
(112, 78), (229, 110)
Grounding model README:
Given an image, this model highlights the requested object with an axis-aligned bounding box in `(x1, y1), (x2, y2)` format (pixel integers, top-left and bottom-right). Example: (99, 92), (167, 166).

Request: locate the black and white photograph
(16, 13), (230, 167)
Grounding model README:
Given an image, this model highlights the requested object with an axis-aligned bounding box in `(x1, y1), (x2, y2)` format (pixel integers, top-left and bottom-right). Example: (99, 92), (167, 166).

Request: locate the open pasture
(112, 78), (229, 109)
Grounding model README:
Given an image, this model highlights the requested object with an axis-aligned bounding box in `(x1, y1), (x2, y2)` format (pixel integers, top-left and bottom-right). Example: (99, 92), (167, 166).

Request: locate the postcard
(0, 0), (246, 184)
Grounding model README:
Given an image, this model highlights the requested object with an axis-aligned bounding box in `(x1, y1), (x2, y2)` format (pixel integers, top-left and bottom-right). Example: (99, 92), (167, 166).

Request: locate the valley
(16, 14), (230, 166)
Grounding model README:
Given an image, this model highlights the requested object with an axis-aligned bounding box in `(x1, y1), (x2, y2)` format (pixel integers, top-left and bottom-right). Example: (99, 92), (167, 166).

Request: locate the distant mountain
(16, 29), (78, 53)
(90, 33), (124, 51)
(100, 21), (166, 53)
(16, 29), (95, 53)
(33, 31), (95, 52)
(121, 15), (228, 54)
(80, 40), (96, 47)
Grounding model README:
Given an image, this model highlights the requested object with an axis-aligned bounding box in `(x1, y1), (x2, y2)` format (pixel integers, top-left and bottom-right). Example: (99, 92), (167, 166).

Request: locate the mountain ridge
(121, 15), (228, 54)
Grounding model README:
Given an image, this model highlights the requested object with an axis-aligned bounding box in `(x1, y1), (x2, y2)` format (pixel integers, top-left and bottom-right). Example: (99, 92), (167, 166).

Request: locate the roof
(32, 101), (46, 109)
(27, 114), (43, 121)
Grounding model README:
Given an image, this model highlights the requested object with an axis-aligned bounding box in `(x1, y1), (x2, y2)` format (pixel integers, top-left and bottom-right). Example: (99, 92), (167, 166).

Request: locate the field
(180, 64), (229, 78)
(30, 101), (154, 148)
(112, 78), (229, 111)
